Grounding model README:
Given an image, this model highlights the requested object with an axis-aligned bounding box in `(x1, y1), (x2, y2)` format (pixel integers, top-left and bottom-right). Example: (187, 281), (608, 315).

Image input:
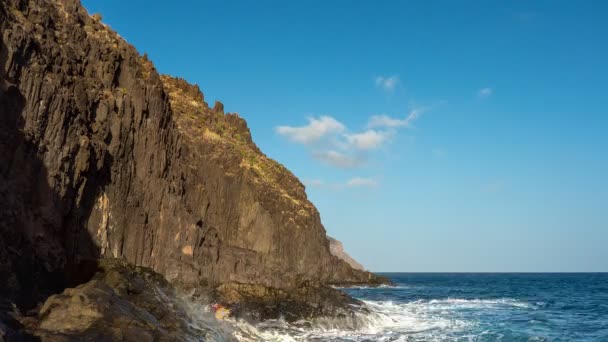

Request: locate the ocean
(202, 273), (608, 341)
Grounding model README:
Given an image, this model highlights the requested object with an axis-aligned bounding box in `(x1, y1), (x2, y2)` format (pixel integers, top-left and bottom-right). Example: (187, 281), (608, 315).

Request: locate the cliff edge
(0, 0), (387, 334)
(329, 237), (365, 271)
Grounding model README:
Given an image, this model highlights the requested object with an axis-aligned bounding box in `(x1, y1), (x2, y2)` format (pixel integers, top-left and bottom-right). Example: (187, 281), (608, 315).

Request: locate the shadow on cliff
(0, 81), (106, 337)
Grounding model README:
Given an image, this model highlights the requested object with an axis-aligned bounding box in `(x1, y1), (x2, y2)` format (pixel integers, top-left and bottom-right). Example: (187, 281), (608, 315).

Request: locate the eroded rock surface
(0, 0), (389, 336)
(328, 237), (365, 271)
(0, 259), (230, 341)
(216, 282), (365, 323)
(30, 260), (215, 341)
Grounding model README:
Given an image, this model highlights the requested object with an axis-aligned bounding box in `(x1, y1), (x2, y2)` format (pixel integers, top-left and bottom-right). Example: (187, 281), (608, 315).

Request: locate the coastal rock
(215, 282), (365, 322)
(328, 237), (365, 271)
(30, 259), (219, 341)
(0, 0), (389, 333)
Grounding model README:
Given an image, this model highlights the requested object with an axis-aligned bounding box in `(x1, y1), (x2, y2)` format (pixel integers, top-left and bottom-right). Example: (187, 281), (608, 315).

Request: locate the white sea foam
(174, 295), (236, 341)
(179, 296), (532, 341)
(424, 298), (534, 309)
(332, 284), (410, 290)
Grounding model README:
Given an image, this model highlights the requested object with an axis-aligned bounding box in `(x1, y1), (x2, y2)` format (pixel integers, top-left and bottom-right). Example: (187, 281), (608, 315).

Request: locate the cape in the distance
(0, 0), (388, 339)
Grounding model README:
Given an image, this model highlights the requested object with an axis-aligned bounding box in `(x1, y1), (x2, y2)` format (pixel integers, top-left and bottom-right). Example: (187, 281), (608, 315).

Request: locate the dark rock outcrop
(0, 0), (389, 336)
(216, 282), (364, 323)
(24, 259), (221, 341)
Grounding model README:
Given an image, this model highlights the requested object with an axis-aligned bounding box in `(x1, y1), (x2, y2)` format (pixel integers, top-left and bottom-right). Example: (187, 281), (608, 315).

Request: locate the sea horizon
(377, 271), (608, 274)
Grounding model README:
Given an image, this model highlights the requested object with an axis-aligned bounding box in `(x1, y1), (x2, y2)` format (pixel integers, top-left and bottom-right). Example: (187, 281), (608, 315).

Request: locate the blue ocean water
(339, 273), (608, 341)
(221, 273), (608, 341)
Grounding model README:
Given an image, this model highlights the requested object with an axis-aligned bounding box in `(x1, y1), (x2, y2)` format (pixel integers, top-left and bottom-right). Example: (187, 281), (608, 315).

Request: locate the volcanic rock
(0, 0), (389, 336)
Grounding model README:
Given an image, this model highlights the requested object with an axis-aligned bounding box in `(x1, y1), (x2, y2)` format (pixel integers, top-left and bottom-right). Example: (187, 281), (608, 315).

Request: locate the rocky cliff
(0, 0), (386, 335)
(329, 237), (365, 271)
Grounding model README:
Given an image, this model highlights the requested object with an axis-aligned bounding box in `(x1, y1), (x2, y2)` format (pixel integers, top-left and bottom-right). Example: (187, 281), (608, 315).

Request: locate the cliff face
(329, 237), (365, 271)
(0, 0), (384, 315)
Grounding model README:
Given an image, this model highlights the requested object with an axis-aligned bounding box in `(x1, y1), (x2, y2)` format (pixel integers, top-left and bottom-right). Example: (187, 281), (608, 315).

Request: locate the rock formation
(21, 259), (227, 341)
(0, 0), (388, 338)
(328, 237), (365, 271)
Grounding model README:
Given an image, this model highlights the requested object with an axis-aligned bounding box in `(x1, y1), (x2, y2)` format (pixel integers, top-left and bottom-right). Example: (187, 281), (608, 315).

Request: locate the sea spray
(175, 274), (608, 341)
(177, 293), (471, 341)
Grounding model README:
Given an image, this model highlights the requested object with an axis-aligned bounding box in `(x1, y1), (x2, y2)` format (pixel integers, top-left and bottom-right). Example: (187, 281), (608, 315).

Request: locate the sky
(82, 0), (608, 272)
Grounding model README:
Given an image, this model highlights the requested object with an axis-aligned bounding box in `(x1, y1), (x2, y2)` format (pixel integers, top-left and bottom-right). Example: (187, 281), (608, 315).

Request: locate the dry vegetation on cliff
(160, 75), (312, 210)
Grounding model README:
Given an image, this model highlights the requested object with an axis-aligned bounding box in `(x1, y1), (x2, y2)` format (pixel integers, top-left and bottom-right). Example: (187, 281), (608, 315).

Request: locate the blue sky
(82, 0), (608, 272)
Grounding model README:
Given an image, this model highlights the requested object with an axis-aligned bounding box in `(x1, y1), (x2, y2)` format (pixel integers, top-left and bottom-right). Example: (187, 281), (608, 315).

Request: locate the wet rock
(216, 282), (366, 323)
(32, 259), (212, 341)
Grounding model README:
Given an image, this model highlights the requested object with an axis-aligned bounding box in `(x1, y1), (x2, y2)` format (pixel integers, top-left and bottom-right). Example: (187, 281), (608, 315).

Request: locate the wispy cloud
(304, 179), (324, 188)
(312, 150), (363, 169)
(375, 75), (399, 92)
(276, 106), (426, 169)
(276, 76), (436, 173)
(347, 177), (378, 188)
(304, 177), (379, 190)
(478, 87), (493, 99)
(344, 130), (390, 150)
(276, 116), (345, 144)
(367, 108), (422, 129)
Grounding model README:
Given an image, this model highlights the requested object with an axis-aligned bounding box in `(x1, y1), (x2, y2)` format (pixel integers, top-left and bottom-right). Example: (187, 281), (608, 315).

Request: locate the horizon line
(373, 271), (608, 274)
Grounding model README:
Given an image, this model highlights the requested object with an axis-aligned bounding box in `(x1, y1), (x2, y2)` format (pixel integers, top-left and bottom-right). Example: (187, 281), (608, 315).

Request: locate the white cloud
(312, 150), (362, 169)
(277, 108), (425, 168)
(276, 116), (345, 144)
(304, 179), (324, 188)
(344, 130), (390, 150)
(303, 177), (379, 190)
(367, 108), (421, 129)
(478, 87), (493, 98)
(346, 177), (378, 188)
(367, 114), (406, 128)
(276, 101), (432, 170)
(375, 75), (399, 92)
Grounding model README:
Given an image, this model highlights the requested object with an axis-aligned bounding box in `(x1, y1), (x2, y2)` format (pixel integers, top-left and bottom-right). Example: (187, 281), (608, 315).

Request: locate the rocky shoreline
(0, 0), (389, 339)
(3, 259), (202, 341)
(2, 258), (386, 340)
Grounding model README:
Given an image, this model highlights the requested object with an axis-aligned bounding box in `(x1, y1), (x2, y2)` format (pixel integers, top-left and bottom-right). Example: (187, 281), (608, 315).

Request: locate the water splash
(175, 273), (608, 341)
(179, 296), (529, 341)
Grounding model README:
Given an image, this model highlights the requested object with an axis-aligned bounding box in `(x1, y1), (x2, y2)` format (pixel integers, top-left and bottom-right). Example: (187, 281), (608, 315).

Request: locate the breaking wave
(180, 296), (533, 341)
(176, 273), (608, 341)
